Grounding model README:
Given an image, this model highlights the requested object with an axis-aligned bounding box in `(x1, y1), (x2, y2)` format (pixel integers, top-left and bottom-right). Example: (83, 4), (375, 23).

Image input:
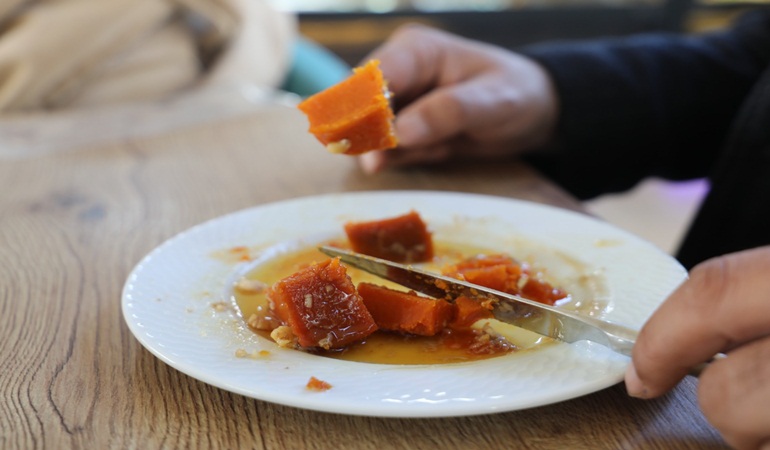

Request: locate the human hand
(358, 24), (559, 174)
(625, 246), (770, 449)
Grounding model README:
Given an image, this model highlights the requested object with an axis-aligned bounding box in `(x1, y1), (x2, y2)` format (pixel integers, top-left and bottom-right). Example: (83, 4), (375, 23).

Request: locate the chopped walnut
(325, 139), (351, 154)
(235, 277), (267, 294)
(317, 333), (333, 350)
(271, 326), (298, 348)
(468, 326), (516, 355)
(247, 308), (280, 331)
(480, 298), (497, 310)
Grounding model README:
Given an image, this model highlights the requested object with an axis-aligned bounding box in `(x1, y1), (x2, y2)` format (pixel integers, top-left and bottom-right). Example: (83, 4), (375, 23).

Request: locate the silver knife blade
(319, 245), (638, 357)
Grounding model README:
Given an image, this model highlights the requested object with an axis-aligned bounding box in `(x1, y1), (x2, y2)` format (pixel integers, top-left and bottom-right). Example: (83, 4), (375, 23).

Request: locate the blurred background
(269, 0), (749, 66)
(272, 0), (755, 254)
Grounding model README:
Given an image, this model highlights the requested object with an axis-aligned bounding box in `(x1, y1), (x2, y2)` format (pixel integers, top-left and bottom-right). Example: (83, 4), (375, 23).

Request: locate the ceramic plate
(122, 191), (686, 417)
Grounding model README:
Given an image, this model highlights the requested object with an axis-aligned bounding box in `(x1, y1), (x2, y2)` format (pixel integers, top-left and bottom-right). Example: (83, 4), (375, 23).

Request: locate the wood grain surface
(0, 102), (727, 449)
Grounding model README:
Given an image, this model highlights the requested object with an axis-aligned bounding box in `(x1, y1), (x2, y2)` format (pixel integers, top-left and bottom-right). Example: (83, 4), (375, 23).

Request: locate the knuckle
(681, 255), (735, 315)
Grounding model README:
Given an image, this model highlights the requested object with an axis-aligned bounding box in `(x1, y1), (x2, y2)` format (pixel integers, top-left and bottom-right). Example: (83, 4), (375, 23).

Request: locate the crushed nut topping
(271, 326), (297, 348)
(235, 278), (267, 294)
(325, 139), (351, 154)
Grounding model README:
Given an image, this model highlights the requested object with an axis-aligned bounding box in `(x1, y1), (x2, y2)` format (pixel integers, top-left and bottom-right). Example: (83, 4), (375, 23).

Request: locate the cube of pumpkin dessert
(449, 296), (495, 329)
(344, 211), (433, 263)
(267, 257), (377, 350)
(442, 254), (523, 290)
(297, 59), (398, 155)
(357, 283), (454, 336)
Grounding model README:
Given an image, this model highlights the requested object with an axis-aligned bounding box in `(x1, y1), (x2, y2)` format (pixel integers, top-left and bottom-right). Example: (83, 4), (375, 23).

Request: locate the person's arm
(524, 10), (770, 198)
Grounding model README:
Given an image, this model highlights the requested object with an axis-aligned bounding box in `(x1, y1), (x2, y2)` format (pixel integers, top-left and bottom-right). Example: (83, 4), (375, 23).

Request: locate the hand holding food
(355, 24), (560, 174)
(625, 246), (770, 450)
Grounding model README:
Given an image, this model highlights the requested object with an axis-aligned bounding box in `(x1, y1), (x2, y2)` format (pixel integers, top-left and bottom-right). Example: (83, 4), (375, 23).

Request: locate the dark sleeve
(521, 9), (770, 199)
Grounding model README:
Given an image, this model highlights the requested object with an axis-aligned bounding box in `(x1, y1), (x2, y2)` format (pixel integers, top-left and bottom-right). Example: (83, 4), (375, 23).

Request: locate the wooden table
(0, 95), (726, 449)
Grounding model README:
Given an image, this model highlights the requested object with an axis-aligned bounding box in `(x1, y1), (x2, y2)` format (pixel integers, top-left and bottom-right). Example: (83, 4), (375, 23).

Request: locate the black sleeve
(521, 9), (770, 199)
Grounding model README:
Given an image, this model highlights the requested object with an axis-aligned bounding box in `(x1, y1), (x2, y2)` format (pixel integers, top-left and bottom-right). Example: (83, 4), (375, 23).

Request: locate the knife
(319, 245), (637, 357)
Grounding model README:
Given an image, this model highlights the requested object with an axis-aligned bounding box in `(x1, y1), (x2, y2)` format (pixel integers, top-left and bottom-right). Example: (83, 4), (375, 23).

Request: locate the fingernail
(395, 114), (429, 146)
(625, 363), (649, 398)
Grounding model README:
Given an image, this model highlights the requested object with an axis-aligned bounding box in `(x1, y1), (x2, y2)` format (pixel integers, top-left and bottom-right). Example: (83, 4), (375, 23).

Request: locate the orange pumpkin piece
(455, 265), (510, 293)
(344, 211), (434, 263)
(519, 278), (567, 306)
(267, 257), (377, 349)
(443, 254), (523, 293)
(449, 296), (494, 329)
(297, 59), (398, 155)
(442, 254), (565, 305)
(357, 282), (454, 336)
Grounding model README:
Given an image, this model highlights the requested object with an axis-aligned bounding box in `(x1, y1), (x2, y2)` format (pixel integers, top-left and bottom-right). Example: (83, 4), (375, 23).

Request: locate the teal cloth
(281, 37), (350, 97)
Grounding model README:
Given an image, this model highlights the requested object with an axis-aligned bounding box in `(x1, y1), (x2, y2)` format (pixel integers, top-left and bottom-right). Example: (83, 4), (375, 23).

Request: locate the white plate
(122, 191), (686, 417)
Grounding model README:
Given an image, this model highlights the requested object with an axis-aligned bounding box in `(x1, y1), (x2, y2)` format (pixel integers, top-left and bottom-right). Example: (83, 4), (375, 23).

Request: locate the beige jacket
(0, 0), (295, 111)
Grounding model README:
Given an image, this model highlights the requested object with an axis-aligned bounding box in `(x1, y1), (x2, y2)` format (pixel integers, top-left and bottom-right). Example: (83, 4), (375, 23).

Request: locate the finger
(358, 140), (464, 174)
(358, 152), (386, 174)
(364, 24), (453, 103)
(698, 335), (770, 450)
(395, 74), (520, 148)
(628, 246), (770, 397)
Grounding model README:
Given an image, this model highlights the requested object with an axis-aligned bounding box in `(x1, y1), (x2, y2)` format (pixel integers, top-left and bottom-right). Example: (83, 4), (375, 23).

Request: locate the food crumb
(306, 376), (332, 391)
(271, 326), (298, 348)
(248, 310), (280, 331)
(235, 348), (272, 359)
(211, 301), (229, 312)
(228, 246), (252, 262)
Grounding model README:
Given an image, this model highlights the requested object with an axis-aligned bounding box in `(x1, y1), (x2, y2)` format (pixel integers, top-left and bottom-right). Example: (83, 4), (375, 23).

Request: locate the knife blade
(318, 245), (638, 357)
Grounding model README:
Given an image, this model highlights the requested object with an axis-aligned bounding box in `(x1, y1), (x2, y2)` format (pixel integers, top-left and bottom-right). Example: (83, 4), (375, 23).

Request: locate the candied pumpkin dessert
(450, 296), (495, 329)
(297, 59), (398, 155)
(266, 257), (377, 350)
(357, 282), (454, 336)
(442, 254), (567, 306)
(344, 210), (434, 263)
